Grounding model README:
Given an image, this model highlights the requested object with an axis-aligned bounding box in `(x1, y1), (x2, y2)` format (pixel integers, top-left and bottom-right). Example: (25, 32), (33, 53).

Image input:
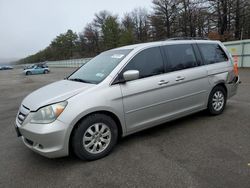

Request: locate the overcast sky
(0, 0), (152, 61)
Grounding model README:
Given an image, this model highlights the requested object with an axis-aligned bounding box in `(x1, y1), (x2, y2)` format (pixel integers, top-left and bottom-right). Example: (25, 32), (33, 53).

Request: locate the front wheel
(71, 114), (118, 161)
(26, 71), (31, 75)
(207, 85), (227, 115)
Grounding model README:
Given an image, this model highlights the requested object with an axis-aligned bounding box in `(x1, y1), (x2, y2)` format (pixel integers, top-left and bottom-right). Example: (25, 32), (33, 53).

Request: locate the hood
(22, 80), (94, 111)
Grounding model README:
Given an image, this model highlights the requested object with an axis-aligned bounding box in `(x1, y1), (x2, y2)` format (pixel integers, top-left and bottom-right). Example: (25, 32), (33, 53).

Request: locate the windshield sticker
(111, 54), (124, 59)
(96, 73), (105, 78)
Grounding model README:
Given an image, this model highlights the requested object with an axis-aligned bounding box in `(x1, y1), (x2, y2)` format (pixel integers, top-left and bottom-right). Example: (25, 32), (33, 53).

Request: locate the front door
(120, 47), (169, 133)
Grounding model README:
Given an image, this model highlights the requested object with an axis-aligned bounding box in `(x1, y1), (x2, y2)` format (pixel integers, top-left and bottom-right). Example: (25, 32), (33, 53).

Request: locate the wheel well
(68, 111), (123, 154)
(215, 83), (228, 97)
(207, 83), (228, 108)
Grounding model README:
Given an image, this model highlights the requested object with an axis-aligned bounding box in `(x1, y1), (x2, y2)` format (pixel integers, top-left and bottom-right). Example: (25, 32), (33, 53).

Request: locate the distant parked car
(24, 63), (48, 70)
(23, 65), (35, 70)
(37, 63), (48, 68)
(0, 65), (13, 70)
(23, 65), (50, 75)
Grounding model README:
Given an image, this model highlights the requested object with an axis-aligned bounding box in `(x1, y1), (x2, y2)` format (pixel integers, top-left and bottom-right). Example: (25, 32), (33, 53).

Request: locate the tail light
(232, 54), (239, 76)
(233, 62), (238, 76)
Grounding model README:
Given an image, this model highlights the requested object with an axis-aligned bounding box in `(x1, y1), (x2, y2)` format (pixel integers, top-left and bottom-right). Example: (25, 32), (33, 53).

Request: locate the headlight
(30, 101), (67, 124)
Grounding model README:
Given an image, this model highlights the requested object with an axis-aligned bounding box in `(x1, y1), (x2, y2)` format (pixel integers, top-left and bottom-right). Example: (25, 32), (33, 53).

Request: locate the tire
(207, 85), (227, 115)
(44, 70), (49, 74)
(26, 71), (31, 75)
(71, 113), (118, 161)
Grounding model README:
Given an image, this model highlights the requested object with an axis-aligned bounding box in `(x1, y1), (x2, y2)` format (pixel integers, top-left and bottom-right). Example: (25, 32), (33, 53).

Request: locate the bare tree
(131, 8), (150, 42)
(151, 0), (179, 39)
(82, 23), (100, 55)
(19, 0), (250, 64)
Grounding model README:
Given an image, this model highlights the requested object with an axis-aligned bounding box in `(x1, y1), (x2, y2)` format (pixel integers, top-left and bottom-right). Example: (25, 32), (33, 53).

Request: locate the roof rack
(166, 37), (209, 41)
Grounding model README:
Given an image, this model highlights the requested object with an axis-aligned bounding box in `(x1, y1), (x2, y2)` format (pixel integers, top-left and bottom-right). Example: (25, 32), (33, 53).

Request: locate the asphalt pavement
(0, 68), (249, 188)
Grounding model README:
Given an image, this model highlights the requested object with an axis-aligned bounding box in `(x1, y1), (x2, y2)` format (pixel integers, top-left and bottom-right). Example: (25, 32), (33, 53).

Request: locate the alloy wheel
(83, 123), (111, 154)
(212, 91), (225, 111)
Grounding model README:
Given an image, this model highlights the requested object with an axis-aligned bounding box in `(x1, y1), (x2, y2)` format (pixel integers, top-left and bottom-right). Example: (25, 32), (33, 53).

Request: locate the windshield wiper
(68, 78), (92, 84)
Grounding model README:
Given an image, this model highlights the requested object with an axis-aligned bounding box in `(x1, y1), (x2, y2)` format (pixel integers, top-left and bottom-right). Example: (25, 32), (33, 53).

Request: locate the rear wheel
(207, 85), (227, 115)
(71, 113), (118, 161)
(44, 70), (49, 74)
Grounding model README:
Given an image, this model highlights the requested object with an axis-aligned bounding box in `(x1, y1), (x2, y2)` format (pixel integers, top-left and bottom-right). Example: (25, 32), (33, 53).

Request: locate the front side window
(121, 47), (164, 79)
(163, 44), (197, 72)
(198, 43), (228, 65)
(68, 49), (131, 84)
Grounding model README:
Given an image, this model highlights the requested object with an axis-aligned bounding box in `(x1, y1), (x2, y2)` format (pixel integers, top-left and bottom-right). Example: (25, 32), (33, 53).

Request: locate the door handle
(158, 80), (169, 85)
(176, 76), (185, 81)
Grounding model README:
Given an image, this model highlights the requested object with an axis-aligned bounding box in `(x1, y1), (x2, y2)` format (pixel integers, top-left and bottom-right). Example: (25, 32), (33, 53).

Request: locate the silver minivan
(15, 40), (240, 160)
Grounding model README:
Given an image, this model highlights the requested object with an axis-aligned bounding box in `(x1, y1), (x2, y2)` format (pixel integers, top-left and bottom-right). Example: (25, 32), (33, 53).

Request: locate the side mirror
(123, 70), (139, 82)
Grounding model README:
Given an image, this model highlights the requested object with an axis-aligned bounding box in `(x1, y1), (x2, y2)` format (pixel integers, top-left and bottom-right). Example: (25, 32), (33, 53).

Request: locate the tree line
(19, 0), (250, 64)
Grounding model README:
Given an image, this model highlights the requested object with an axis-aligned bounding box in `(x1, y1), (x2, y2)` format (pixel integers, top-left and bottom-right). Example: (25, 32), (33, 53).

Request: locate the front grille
(17, 111), (27, 125)
(17, 105), (30, 125)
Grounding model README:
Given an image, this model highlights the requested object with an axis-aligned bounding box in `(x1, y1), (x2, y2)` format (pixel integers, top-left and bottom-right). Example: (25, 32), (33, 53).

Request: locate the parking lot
(0, 68), (249, 188)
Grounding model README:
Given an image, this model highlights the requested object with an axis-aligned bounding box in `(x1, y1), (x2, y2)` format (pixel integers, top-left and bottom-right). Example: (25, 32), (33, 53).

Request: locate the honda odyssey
(15, 40), (240, 160)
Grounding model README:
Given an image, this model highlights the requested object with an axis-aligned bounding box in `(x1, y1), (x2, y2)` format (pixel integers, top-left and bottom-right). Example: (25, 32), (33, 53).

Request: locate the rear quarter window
(198, 43), (228, 65)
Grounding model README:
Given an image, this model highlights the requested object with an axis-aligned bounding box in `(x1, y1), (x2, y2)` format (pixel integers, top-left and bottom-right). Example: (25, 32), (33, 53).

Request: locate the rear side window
(198, 43), (228, 65)
(163, 44), (197, 72)
(122, 47), (164, 79)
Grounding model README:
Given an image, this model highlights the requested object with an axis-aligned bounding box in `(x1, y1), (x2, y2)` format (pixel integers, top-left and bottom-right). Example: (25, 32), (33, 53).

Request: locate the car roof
(112, 40), (220, 51)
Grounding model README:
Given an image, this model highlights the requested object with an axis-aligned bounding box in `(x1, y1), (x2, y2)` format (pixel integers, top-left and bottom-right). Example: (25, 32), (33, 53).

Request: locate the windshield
(68, 49), (131, 84)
